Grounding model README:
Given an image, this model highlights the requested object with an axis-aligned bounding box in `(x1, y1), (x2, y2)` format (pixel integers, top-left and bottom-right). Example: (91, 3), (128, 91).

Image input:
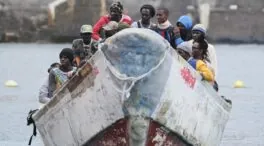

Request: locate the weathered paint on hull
(32, 29), (231, 146)
(85, 118), (191, 146)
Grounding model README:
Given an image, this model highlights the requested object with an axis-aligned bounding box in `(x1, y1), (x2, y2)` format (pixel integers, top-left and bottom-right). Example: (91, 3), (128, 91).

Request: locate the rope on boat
(27, 109), (39, 145)
(102, 42), (171, 101)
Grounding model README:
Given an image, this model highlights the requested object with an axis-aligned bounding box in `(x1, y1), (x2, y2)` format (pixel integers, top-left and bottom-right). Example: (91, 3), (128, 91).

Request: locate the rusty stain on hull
(83, 118), (192, 146)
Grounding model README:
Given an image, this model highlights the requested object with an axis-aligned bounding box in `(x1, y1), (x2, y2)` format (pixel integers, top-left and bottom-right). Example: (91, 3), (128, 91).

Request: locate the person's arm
(48, 70), (57, 97)
(92, 16), (108, 41)
(38, 78), (51, 104)
(196, 60), (214, 82)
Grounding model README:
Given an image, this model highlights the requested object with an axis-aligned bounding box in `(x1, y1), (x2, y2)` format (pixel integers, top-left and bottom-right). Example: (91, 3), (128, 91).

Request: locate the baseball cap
(80, 25), (93, 33)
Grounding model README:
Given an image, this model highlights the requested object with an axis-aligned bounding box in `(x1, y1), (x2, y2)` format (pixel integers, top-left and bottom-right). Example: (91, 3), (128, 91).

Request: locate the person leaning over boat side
(177, 41), (215, 82)
(189, 40), (218, 91)
(191, 24), (218, 79)
(48, 48), (77, 97)
(151, 7), (175, 48)
(131, 4), (156, 29)
(92, 1), (132, 41)
(72, 24), (98, 67)
(173, 15), (193, 47)
(38, 62), (60, 104)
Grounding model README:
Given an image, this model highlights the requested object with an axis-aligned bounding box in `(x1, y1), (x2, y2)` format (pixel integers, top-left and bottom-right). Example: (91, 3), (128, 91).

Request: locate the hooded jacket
(175, 15), (193, 45)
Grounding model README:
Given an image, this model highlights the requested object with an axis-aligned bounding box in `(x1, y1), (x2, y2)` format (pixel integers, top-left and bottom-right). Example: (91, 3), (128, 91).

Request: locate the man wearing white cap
(72, 24), (97, 67)
(191, 24), (218, 79)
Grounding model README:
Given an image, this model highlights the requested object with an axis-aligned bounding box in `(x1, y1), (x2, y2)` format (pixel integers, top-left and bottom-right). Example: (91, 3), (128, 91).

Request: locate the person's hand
(79, 60), (87, 68)
(173, 27), (181, 38)
(67, 70), (76, 78)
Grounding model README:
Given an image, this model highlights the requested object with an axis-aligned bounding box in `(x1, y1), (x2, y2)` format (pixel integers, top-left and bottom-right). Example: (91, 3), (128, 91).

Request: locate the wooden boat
(32, 28), (232, 146)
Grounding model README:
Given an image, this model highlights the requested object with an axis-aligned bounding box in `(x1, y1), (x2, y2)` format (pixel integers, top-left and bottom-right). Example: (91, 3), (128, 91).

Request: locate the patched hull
(32, 28), (231, 146)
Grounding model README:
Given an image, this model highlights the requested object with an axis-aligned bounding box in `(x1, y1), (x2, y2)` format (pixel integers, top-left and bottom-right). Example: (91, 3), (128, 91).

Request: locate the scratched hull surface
(33, 28), (232, 146)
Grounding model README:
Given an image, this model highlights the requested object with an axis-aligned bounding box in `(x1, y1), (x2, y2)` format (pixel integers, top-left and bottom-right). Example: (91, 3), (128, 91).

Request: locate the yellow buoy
(5, 80), (18, 87)
(233, 80), (245, 88)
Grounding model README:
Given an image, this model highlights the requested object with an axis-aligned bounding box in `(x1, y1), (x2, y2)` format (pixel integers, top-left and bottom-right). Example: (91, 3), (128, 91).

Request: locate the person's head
(156, 7), (169, 24)
(103, 21), (119, 38)
(177, 42), (192, 60)
(59, 48), (74, 68)
(192, 40), (208, 61)
(117, 22), (130, 31)
(176, 15), (193, 40)
(192, 24), (206, 41)
(140, 4), (155, 24)
(80, 25), (93, 44)
(109, 1), (123, 22)
(48, 62), (60, 73)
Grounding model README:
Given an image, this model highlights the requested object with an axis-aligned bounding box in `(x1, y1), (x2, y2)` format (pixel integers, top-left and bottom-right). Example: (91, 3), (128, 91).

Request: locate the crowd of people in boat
(38, 1), (218, 104)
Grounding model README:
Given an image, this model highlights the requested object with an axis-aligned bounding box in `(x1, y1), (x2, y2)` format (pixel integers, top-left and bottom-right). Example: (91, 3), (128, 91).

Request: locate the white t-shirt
(131, 20), (156, 29)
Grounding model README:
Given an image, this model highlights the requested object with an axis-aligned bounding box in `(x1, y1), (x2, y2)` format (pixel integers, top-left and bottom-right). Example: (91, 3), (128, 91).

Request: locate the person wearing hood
(72, 25), (98, 67)
(48, 48), (77, 97)
(92, 1), (132, 41)
(152, 7), (175, 46)
(174, 15), (193, 46)
(131, 4), (156, 29)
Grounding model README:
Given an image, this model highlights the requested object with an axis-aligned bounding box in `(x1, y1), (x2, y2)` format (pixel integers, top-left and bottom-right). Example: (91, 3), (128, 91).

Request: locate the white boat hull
(32, 28), (231, 146)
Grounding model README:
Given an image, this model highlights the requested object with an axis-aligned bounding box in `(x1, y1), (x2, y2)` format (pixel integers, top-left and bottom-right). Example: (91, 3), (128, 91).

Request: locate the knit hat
(192, 24), (206, 34)
(59, 48), (74, 63)
(177, 41), (192, 55)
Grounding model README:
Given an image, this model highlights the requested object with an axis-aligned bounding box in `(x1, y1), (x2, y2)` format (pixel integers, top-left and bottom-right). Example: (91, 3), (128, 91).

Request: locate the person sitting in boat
(176, 41), (218, 92)
(173, 15), (193, 47)
(191, 24), (218, 79)
(72, 24), (98, 67)
(151, 7), (175, 48)
(189, 40), (218, 91)
(38, 62), (60, 104)
(176, 41), (192, 61)
(101, 21), (119, 39)
(100, 21), (130, 41)
(178, 41), (214, 82)
(48, 48), (77, 97)
(92, 1), (132, 41)
(131, 4), (156, 29)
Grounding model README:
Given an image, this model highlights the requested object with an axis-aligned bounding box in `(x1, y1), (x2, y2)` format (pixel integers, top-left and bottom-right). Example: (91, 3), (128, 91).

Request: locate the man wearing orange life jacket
(92, 1), (132, 41)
